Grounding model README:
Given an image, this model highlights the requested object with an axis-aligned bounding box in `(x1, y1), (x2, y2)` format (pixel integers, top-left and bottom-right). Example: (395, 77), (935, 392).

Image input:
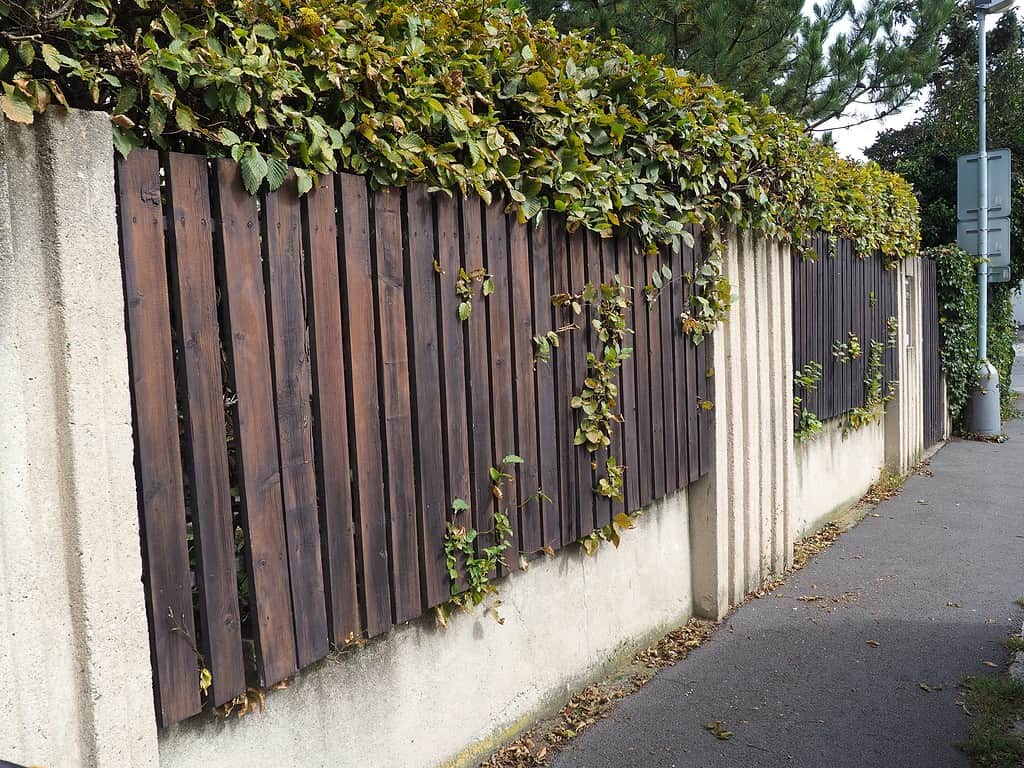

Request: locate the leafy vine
(793, 360), (823, 443)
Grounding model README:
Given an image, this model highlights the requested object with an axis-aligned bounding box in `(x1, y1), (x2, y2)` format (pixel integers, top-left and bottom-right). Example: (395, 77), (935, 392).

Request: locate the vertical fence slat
(303, 176), (360, 645)
(630, 235), (653, 507)
(164, 153), (246, 707)
(337, 173), (393, 638)
(462, 199), (498, 563)
(262, 176), (329, 668)
(211, 159), (297, 689)
(118, 150), (202, 725)
(406, 185), (449, 609)
(606, 236), (626, 518)
(435, 195), (471, 593)
(373, 187), (422, 623)
(588, 230), (611, 529)
(531, 218), (562, 547)
(552, 220), (578, 544)
(645, 247), (667, 500)
(510, 217), (543, 554)
(659, 245), (680, 493)
(619, 235), (641, 512)
(677, 233), (696, 485)
(485, 201), (521, 570)
(569, 229), (596, 538)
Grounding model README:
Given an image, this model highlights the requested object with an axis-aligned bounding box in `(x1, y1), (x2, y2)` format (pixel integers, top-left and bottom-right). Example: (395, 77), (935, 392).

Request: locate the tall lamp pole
(968, 0), (1016, 435)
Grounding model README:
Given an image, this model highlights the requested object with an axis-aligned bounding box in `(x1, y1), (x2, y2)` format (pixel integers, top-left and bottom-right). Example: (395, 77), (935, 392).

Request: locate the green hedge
(927, 244), (1017, 428)
(1, 0), (920, 335)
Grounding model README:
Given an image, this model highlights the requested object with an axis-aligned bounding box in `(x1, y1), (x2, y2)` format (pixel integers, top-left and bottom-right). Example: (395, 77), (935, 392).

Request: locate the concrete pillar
(0, 110), (160, 767)
(884, 259), (925, 473)
(687, 231), (795, 619)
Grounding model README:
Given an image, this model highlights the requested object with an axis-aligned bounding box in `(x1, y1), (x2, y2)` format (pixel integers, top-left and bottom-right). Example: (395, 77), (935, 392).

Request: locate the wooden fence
(921, 258), (944, 447)
(792, 234), (898, 423)
(116, 149), (713, 726)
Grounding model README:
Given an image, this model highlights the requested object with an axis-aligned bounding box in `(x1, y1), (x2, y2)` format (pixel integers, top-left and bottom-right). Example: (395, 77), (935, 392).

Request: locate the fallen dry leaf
(865, 639), (881, 648)
(982, 661), (1000, 668)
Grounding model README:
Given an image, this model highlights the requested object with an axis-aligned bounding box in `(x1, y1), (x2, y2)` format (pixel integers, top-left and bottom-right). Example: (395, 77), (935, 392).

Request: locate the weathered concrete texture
(0, 110), (159, 767)
(688, 231), (794, 619)
(553, 422), (1024, 768)
(793, 418), (885, 537)
(158, 493), (693, 768)
(885, 259), (925, 473)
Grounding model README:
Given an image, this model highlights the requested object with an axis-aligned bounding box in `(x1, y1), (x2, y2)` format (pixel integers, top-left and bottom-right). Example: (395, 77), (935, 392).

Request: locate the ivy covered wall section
(2, 0), (919, 337)
(927, 245), (1017, 429)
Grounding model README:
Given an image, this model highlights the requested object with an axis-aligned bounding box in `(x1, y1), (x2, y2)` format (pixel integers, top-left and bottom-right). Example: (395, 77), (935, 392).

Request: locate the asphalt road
(553, 420), (1024, 767)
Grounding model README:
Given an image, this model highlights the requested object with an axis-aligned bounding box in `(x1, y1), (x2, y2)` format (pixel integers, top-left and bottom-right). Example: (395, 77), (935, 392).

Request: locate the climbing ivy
(2, 0), (919, 336)
(928, 245), (1018, 428)
(841, 340), (897, 435)
(793, 360), (823, 443)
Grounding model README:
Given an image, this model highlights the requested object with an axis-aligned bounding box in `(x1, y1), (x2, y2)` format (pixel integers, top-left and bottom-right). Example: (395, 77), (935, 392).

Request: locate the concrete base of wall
(158, 493), (692, 768)
(793, 418), (886, 538)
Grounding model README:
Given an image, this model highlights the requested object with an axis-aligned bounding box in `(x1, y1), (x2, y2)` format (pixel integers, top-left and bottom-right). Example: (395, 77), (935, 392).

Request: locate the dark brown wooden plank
(605, 235), (626, 518)
(674, 233), (694, 487)
(646, 246), (667, 499)
(510, 215), (543, 555)
(569, 229), (595, 538)
(212, 159), (297, 689)
(406, 185), (449, 609)
(373, 187), (422, 623)
(618, 235), (641, 512)
(586, 229), (611, 529)
(262, 176), (329, 668)
(164, 152), (245, 707)
(550, 218), (578, 545)
(336, 172), (392, 638)
(530, 217), (562, 547)
(695, 235), (713, 477)
(658, 244), (680, 493)
(485, 201), (520, 570)
(630, 235), (654, 507)
(118, 150), (202, 725)
(462, 198), (498, 562)
(302, 176), (360, 645)
(436, 195), (472, 594)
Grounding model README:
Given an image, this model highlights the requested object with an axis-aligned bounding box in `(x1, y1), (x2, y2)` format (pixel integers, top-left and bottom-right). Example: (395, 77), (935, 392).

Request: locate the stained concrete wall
(0, 111), (159, 766)
(158, 494), (692, 768)
(793, 419), (886, 537)
(688, 231), (794, 618)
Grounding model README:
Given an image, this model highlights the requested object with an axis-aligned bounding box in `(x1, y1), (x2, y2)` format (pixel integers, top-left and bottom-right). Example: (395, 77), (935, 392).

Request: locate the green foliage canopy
(524, 0), (955, 129)
(1, 0), (920, 335)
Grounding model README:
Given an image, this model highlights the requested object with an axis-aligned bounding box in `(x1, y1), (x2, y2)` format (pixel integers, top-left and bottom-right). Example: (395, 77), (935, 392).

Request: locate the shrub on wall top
(1, 0), (920, 332)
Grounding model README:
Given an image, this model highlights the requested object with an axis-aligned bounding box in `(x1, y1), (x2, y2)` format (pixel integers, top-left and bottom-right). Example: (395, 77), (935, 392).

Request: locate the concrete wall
(158, 494), (692, 768)
(688, 231), (794, 618)
(793, 419), (886, 537)
(0, 111), (159, 766)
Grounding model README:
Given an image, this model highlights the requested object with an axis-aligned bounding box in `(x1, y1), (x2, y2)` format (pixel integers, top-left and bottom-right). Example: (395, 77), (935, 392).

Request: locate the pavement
(553, 401), (1024, 766)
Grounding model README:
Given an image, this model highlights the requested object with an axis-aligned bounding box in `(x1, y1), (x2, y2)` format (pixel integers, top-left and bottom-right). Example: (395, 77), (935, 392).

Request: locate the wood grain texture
(164, 152), (245, 707)
(262, 176), (329, 668)
(118, 150), (202, 725)
(303, 176), (360, 644)
(337, 173), (392, 637)
(212, 159), (297, 688)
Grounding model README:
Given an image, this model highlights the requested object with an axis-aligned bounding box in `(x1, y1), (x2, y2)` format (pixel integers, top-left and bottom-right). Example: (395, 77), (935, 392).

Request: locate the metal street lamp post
(968, 0), (1016, 435)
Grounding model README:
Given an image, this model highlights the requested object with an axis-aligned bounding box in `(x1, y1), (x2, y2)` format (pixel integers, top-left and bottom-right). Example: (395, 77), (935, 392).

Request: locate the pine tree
(524, 0), (955, 128)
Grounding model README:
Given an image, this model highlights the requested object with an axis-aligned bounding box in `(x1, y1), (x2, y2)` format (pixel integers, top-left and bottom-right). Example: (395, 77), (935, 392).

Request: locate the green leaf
(451, 498), (470, 512)
(0, 50), (8, 73)
(482, 278), (495, 297)
(17, 41), (34, 67)
(502, 454), (524, 465)
(161, 7), (182, 38)
(457, 301), (472, 321)
(41, 44), (61, 73)
(295, 168), (314, 196)
(240, 145), (268, 195)
(266, 156), (289, 192)
(398, 133), (426, 152)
